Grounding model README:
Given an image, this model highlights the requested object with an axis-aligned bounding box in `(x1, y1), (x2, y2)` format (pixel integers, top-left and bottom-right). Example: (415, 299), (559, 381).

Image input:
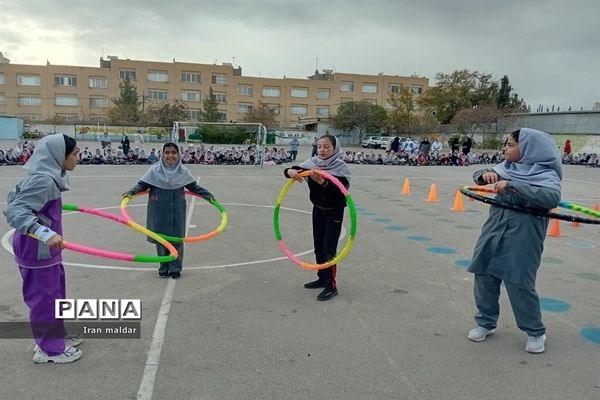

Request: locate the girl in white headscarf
(466, 128), (561, 354)
(284, 134), (351, 301)
(123, 142), (216, 279)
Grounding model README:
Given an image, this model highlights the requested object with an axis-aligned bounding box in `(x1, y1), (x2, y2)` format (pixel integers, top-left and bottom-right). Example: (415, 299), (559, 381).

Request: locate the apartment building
(0, 54), (429, 128)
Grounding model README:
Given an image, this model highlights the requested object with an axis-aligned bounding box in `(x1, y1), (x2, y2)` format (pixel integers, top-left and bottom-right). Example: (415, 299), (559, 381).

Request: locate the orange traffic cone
(594, 204), (600, 212)
(401, 178), (411, 196)
(450, 190), (466, 211)
(547, 217), (563, 237)
(426, 183), (439, 202)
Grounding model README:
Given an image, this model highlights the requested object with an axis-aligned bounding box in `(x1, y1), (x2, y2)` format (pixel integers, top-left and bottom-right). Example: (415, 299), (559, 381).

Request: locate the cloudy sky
(1, 0), (598, 111)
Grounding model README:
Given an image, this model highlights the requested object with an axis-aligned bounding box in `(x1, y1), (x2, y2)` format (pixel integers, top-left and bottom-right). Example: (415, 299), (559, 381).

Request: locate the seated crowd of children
(343, 149), (504, 166)
(562, 152), (600, 167)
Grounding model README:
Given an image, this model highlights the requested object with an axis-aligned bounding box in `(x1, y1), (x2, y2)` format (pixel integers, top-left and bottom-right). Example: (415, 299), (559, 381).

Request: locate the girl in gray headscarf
(466, 128), (562, 354)
(124, 142), (216, 279)
(4, 134), (83, 364)
(284, 134), (351, 301)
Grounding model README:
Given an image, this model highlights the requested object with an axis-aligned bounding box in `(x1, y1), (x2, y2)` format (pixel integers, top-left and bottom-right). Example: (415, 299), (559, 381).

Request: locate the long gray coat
(126, 181), (213, 243)
(468, 169), (560, 288)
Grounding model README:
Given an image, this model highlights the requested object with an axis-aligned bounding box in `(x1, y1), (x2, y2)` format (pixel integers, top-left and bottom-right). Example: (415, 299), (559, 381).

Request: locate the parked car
(361, 136), (389, 148)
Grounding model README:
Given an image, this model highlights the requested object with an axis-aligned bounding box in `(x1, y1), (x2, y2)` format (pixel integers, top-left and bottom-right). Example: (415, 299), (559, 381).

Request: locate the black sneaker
(170, 271), (181, 279)
(304, 279), (325, 289)
(158, 270), (169, 278)
(317, 287), (338, 301)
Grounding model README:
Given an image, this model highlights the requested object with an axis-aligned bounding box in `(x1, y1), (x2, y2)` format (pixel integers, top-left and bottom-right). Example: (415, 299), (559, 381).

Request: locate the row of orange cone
(400, 178), (600, 238)
(400, 178), (466, 211)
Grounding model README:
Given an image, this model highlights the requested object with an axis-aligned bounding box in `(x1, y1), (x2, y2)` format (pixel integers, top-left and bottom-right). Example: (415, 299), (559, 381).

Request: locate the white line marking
(136, 182), (199, 400)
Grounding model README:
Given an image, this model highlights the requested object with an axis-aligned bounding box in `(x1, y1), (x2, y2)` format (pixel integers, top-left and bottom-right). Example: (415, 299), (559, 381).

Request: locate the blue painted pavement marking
(540, 297), (571, 312)
(580, 326), (600, 344)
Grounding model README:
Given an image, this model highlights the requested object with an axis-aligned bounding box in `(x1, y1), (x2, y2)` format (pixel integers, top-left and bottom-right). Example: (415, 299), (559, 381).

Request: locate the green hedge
(188, 125), (255, 144)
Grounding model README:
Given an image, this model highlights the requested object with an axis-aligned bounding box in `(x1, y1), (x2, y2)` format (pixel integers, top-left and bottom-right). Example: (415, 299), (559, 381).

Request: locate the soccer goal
(172, 121), (268, 167)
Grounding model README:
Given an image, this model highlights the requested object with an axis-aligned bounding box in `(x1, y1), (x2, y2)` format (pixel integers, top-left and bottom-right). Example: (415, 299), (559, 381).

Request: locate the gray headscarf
(493, 128), (562, 191)
(140, 143), (195, 189)
(299, 136), (352, 180)
(23, 134), (71, 191)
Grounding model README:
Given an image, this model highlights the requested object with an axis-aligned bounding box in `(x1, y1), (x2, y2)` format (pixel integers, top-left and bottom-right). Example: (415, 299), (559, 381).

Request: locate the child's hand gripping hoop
(120, 190), (228, 243)
(58, 204), (179, 262)
(274, 170), (357, 270)
(460, 185), (600, 224)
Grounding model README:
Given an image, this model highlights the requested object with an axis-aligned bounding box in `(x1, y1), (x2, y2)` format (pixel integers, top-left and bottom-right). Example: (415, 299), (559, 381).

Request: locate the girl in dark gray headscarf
(284, 134), (351, 301)
(124, 142), (216, 279)
(466, 128), (562, 354)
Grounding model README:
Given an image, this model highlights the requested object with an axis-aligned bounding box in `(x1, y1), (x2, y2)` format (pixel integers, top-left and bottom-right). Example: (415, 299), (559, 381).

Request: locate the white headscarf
(140, 143), (195, 190)
(493, 128), (562, 191)
(299, 136), (352, 180)
(23, 134), (71, 191)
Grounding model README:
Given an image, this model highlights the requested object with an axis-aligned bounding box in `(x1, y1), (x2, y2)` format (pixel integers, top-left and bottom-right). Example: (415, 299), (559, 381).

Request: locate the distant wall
(500, 111), (600, 134)
(0, 116), (24, 139)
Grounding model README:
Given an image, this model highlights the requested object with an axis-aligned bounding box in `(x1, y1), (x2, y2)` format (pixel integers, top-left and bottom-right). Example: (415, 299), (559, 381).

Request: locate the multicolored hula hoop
(274, 170), (357, 270)
(60, 204), (178, 262)
(460, 185), (600, 224)
(120, 190), (228, 243)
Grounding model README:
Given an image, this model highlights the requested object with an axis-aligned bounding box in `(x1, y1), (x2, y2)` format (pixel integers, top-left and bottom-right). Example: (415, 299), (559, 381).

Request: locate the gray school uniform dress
(468, 128), (562, 337)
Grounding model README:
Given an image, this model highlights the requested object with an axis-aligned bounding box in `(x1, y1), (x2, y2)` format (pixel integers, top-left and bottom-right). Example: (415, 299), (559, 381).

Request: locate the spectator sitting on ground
(91, 148), (104, 165)
(147, 149), (158, 164)
(137, 150), (149, 164)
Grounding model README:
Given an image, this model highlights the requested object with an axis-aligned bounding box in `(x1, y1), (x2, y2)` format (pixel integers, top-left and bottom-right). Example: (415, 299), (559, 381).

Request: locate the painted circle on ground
(540, 297), (571, 312)
(580, 326), (600, 344)
(454, 259), (471, 269)
(427, 246), (458, 254)
(566, 241), (595, 249)
(386, 225), (409, 232)
(407, 236), (431, 241)
(577, 272), (600, 282)
(542, 256), (564, 265)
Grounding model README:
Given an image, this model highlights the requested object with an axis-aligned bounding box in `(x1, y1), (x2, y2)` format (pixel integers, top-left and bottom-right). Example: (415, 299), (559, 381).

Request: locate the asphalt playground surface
(0, 145), (599, 400)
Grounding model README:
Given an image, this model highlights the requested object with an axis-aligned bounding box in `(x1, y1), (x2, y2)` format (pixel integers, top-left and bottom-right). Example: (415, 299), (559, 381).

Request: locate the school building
(0, 53), (429, 129)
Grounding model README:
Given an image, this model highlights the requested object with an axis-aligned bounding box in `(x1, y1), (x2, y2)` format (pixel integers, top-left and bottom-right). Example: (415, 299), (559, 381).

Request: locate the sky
(1, 0), (599, 111)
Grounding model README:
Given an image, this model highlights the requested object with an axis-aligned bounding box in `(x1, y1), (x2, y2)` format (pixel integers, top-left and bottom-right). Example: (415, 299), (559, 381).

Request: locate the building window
(18, 95), (42, 106)
(362, 83), (377, 93)
(316, 106), (330, 116)
(362, 99), (377, 105)
(17, 74), (41, 86)
(186, 109), (202, 121)
(211, 74), (228, 85)
(213, 92), (227, 103)
(181, 72), (201, 83)
(237, 103), (253, 113)
(340, 97), (352, 104)
(290, 104), (308, 115)
(147, 70), (168, 82)
(147, 90), (168, 101)
(18, 113), (43, 121)
(411, 85), (423, 95)
(0, 73), (5, 85)
(55, 95), (79, 106)
(217, 111), (227, 121)
(89, 114), (109, 122)
(89, 96), (108, 108)
(388, 84), (402, 93)
(317, 88), (330, 100)
(238, 85), (253, 96)
(384, 101), (394, 110)
(89, 77), (107, 88)
(0, 93), (5, 104)
(181, 90), (201, 102)
(55, 75), (77, 87)
(57, 113), (78, 122)
(340, 81), (354, 92)
(291, 87), (308, 98)
(262, 86), (280, 97)
(119, 69), (137, 81)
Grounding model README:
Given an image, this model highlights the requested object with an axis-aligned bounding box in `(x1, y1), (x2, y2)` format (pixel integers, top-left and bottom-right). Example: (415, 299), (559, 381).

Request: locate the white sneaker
(525, 334), (546, 354)
(65, 334), (83, 347)
(33, 346), (82, 364)
(34, 335), (82, 352)
(467, 326), (496, 342)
